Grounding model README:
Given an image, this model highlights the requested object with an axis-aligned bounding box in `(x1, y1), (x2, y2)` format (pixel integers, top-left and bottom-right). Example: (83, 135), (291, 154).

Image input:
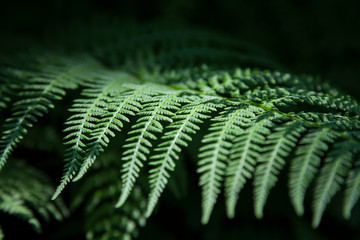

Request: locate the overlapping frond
(224, 105), (258, 218)
(0, 55), (103, 168)
(198, 104), (254, 224)
(71, 156), (146, 240)
(343, 162), (360, 219)
(312, 141), (358, 228)
(117, 90), (187, 208)
(289, 128), (339, 216)
(146, 98), (218, 217)
(53, 72), (138, 199)
(0, 71), (14, 110)
(73, 83), (149, 181)
(0, 161), (68, 235)
(253, 119), (306, 218)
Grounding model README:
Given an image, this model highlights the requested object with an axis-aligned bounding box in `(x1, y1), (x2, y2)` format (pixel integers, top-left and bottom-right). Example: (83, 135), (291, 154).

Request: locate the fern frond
(289, 128), (339, 216)
(312, 141), (356, 228)
(2, 23), (360, 231)
(0, 71), (14, 110)
(0, 55), (102, 169)
(343, 161), (360, 219)
(0, 161), (68, 234)
(85, 187), (146, 240)
(116, 90), (187, 208)
(197, 104), (259, 224)
(73, 83), (148, 181)
(146, 98), (218, 217)
(253, 119), (306, 219)
(223, 108), (271, 218)
(71, 155), (146, 240)
(53, 73), (135, 199)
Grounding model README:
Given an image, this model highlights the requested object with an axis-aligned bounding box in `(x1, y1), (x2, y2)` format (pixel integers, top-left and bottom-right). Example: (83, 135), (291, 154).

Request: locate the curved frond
(312, 141), (356, 228)
(253, 120), (306, 219)
(116, 90), (187, 208)
(0, 55), (102, 169)
(289, 128), (339, 216)
(222, 105), (258, 218)
(53, 72), (135, 199)
(197, 104), (256, 224)
(146, 98), (218, 217)
(73, 84), (148, 181)
(343, 165), (360, 219)
(71, 155), (146, 240)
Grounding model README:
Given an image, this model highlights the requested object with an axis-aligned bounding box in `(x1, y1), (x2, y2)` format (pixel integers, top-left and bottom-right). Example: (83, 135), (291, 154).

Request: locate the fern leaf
(0, 71), (14, 110)
(71, 155), (146, 240)
(289, 128), (339, 216)
(253, 120), (305, 219)
(221, 105), (255, 218)
(116, 91), (186, 208)
(0, 161), (68, 234)
(53, 74), (131, 199)
(146, 98), (218, 217)
(343, 165), (360, 219)
(312, 141), (354, 228)
(0, 56), (101, 169)
(73, 84), (148, 181)
(198, 104), (257, 224)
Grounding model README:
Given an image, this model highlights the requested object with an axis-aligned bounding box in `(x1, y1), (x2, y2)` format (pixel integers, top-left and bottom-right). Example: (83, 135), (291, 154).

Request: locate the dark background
(1, 0), (360, 96)
(1, 0), (360, 239)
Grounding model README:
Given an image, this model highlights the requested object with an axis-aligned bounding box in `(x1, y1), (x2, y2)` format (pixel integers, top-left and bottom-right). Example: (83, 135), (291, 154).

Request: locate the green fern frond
(289, 128), (339, 216)
(146, 98), (218, 217)
(0, 55), (102, 169)
(117, 90), (187, 208)
(53, 72), (136, 199)
(73, 84), (148, 181)
(0, 73), (13, 110)
(0, 160), (68, 234)
(343, 163), (360, 219)
(71, 155), (146, 240)
(198, 104), (257, 224)
(253, 119), (306, 219)
(225, 110), (274, 219)
(2, 24), (360, 233)
(223, 105), (258, 218)
(312, 141), (358, 228)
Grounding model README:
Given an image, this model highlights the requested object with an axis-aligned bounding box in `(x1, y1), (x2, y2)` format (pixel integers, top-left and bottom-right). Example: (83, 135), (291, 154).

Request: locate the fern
(343, 161), (360, 219)
(52, 72), (140, 199)
(198, 104), (251, 223)
(0, 160), (68, 236)
(312, 141), (358, 228)
(0, 54), (102, 168)
(71, 155), (146, 240)
(116, 88), (189, 208)
(1, 23), (360, 240)
(73, 83), (147, 181)
(146, 98), (217, 217)
(253, 118), (305, 218)
(289, 128), (339, 216)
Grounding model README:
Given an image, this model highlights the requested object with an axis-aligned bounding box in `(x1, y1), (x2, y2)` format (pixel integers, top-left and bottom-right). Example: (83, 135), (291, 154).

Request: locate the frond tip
(0, 55), (101, 169)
